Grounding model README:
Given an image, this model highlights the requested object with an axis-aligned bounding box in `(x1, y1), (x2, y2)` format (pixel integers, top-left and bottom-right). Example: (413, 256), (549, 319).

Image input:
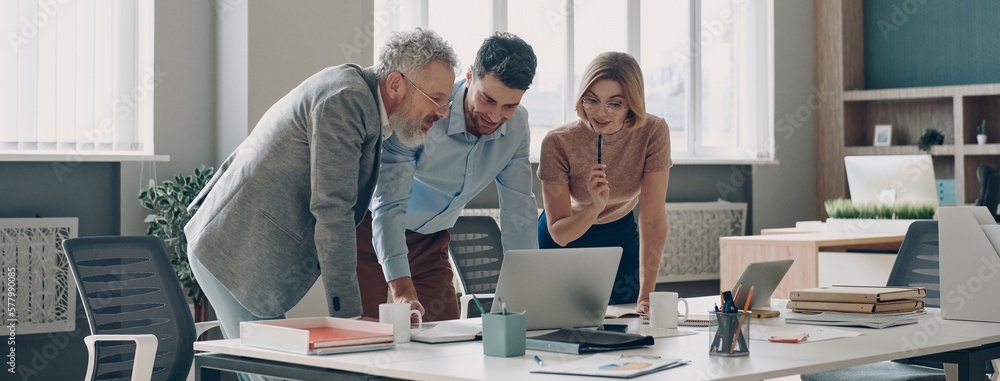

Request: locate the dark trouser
(355, 212), (459, 322)
(538, 211), (641, 305)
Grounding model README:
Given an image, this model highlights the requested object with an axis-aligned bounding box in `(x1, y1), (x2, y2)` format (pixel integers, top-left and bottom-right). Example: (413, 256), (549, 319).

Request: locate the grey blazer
(185, 64), (382, 318)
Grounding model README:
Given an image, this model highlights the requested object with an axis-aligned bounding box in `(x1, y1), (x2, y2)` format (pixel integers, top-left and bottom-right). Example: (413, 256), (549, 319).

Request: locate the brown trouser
(355, 212), (459, 322)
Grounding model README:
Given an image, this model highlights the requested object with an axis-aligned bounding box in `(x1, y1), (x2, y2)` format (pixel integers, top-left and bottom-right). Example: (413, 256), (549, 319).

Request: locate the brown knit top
(537, 115), (672, 224)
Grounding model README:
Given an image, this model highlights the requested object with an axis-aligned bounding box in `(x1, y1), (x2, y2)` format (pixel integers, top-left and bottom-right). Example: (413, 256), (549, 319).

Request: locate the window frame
(376, 0), (774, 164)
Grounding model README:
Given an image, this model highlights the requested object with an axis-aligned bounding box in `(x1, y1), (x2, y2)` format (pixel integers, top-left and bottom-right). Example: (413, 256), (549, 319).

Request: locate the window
(1, 0), (155, 157)
(373, 0), (773, 162)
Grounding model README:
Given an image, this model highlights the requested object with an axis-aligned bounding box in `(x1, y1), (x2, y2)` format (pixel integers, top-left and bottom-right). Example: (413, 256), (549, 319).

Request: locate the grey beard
(389, 112), (429, 148)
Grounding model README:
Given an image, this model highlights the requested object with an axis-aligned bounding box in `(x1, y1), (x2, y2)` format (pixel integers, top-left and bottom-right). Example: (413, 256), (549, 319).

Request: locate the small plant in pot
(977, 119), (987, 145)
(917, 129), (945, 152)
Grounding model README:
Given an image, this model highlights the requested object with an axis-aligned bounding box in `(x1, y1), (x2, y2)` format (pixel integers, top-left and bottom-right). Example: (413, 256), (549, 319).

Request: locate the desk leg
(195, 354), (222, 381)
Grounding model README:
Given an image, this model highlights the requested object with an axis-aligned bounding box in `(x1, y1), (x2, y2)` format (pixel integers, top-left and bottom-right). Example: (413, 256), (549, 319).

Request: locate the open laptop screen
(491, 247), (623, 330)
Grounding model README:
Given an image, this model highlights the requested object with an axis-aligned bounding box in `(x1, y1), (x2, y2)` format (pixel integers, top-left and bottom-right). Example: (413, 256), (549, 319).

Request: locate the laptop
(729, 259), (794, 310)
(490, 247), (623, 330)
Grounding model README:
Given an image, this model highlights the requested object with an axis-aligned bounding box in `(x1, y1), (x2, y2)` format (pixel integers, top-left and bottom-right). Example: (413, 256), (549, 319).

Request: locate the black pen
(597, 134), (603, 164)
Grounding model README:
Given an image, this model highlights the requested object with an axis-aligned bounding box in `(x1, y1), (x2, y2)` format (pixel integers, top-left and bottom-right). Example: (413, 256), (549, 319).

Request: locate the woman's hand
(636, 297), (650, 315)
(588, 164), (610, 212)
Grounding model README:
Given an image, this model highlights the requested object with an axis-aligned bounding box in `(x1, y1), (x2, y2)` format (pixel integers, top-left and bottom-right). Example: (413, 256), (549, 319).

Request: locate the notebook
(526, 328), (654, 354)
(784, 311), (924, 329)
(789, 286), (927, 303)
(304, 327), (394, 348)
(492, 247), (623, 330)
(787, 299), (925, 314)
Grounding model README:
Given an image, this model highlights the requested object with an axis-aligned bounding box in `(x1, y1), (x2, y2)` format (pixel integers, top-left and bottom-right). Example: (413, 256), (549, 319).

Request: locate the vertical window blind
(1, 0), (154, 155)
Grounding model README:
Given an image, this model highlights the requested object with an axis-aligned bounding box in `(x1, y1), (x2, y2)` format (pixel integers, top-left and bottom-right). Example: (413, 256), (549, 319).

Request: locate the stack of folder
(787, 286), (926, 314)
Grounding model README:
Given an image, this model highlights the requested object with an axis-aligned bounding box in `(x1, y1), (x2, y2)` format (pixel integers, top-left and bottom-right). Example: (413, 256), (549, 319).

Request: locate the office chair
(802, 221), (999, 381)
(447, 216), (504, 318)
(974, 164), (1000, 223)
(64, 236), (216, 381)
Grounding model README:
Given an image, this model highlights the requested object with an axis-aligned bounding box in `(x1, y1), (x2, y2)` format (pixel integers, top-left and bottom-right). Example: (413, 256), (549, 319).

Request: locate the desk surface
(194, 299), (1000, 381)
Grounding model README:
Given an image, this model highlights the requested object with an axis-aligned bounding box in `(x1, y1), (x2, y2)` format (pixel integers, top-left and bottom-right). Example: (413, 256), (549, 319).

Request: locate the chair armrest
(83, 334), (158, 381)
(195, 320), (220, 338)
(991, 359), (999, 381)
(459, 293), (494, 319)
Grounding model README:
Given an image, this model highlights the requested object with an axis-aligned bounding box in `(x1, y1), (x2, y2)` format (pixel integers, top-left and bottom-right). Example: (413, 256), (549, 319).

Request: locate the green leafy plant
(824, 198), (936, 219)
(978, 119), (987, 135)
(917, 129), (944, 152)
(139, 165), (215, 321)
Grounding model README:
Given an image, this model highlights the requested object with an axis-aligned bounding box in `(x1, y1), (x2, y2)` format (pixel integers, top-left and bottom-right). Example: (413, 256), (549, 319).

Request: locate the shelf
(844, 83), (1000, 101)
(961, 144), (1000, 155)
(816, 1), (1000, 215)
(843, 99), (953, 147)
(844, 145), (955, 156)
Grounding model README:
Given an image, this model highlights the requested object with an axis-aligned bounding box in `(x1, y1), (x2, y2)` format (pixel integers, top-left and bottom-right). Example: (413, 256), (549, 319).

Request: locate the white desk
(194, 302), (1000, 381)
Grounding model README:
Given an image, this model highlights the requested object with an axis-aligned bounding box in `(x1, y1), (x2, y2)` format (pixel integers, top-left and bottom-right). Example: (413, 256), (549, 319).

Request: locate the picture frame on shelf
(874, 124), (892, 146)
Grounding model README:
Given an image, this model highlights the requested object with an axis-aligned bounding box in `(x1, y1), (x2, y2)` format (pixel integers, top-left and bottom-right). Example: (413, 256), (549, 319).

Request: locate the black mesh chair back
(974, 164), (1000, 222)
(447, 216), (504, 316)
(885, 220), (940, 308)
(64, 236), (195, 381)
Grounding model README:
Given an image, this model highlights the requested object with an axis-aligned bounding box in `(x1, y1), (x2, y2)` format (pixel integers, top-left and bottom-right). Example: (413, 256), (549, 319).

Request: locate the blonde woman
(537, 52), (671, 313)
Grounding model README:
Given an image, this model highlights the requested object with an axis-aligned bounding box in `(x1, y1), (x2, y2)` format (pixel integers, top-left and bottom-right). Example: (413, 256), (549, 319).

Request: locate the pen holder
(709, 311), (750, 357)
(482, 312), (526, 357)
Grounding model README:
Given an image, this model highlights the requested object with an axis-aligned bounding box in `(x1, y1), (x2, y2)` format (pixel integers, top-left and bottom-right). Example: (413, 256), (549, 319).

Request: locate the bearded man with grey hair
(185, 28), (459, 351)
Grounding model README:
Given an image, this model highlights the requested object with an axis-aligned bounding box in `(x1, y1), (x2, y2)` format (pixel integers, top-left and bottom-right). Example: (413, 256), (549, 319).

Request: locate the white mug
(379, 303), (423, 343)
(649, 291), (689, 329)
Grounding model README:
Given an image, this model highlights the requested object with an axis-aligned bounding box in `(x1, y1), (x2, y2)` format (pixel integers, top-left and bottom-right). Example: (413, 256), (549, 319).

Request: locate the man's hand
(388, 276), (425, 321)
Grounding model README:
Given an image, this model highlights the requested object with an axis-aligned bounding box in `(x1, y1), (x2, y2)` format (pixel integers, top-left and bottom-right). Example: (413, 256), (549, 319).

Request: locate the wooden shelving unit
(814, 0), (1000, 217)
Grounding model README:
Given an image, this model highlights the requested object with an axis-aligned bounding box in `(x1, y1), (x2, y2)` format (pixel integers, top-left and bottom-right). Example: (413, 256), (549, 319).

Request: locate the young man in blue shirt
(356, 32), (539, 321)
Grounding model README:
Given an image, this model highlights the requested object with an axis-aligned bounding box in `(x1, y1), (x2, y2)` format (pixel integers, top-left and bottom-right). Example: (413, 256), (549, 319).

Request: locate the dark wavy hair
(472, 32), (537, 91)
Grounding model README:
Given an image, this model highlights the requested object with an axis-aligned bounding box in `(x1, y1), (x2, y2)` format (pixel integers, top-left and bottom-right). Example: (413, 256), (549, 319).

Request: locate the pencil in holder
(709, 311), (750, 357)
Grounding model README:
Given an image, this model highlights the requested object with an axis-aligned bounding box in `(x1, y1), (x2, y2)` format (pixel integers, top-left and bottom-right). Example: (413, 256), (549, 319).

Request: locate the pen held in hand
(597, 134), (603, 164)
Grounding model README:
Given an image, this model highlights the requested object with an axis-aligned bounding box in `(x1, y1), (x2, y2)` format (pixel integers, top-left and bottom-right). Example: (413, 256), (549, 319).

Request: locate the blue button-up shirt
(370, 79), (539, 281)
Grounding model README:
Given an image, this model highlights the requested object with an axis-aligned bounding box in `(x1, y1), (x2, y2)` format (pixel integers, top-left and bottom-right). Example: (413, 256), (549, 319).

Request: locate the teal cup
(482, 312), (526, 357)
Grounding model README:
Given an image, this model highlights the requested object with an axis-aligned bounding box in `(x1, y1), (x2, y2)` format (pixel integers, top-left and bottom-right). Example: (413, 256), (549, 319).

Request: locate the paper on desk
(749, 325), (860, 343)
(629, 326), (698, 338)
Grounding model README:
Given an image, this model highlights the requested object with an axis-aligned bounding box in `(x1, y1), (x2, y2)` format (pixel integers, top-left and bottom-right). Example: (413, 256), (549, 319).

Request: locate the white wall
(751, 0), (817, 233)
(247, 1), (375, 133)
(121, 0), (218, 235)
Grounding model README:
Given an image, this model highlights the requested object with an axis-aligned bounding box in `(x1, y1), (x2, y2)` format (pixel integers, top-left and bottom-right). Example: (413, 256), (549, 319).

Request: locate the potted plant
(977, 119), (987, 145)
(917, 129), (945, 152)
(139, 165), (215, 322)
(824, 198), (936, 234)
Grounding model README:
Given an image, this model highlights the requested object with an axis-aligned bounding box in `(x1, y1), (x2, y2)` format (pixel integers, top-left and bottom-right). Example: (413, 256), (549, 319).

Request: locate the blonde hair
(574, 52), (646, 128)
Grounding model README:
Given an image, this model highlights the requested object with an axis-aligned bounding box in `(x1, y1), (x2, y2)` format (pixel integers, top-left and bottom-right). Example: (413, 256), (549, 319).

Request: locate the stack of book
(787, 286), (927, 314)
(241, 317), (396, 355)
